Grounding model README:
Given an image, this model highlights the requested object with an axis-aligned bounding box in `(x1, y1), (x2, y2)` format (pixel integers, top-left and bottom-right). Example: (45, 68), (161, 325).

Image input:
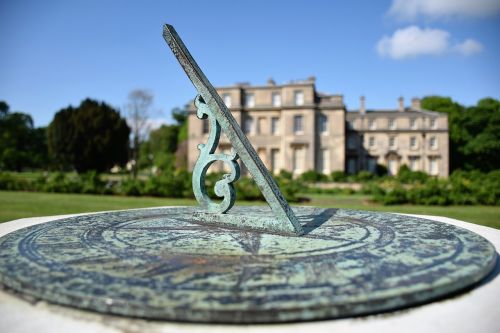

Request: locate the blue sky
(1, 0), (499, 127)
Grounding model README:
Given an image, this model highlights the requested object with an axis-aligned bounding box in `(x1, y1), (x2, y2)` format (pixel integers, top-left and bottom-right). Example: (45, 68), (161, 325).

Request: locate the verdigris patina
(163, 24), (303, 236)
(0, 207), (496, 323)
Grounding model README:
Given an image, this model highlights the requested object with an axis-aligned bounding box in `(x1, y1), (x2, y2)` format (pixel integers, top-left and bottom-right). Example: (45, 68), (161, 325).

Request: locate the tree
(47, 99), (130, 173)
(422, 96), (500, 172)
(138, 105), (189, 172)
(126, 89), (154, 178)
(0, 101), (48, 171)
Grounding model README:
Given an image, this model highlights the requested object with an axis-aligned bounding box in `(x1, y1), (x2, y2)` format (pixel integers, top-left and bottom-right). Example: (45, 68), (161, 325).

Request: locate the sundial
(0, 24), (496, 324)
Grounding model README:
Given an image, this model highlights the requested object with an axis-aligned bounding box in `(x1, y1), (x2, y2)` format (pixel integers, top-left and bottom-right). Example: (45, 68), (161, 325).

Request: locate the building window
(257, 117), (266, 134)
(202, 119), (209, 134)
(369, 119), (377, 130)
(272, 92), (281, 107)
(410, 118), (417, 129)
(293, 146), (305, 174)
(429, 157), (438, 175)
(244, 117), (253, 134)
(257, 148), (267, 168)
(430, 118), (437, 129)
(367, 157), (377, 173)
(222, 93), (232, 108)
(388, 158), (398, 176)
(348, 135), (357, 149)
(244, 93), (255, 107)
(347, 158), (357, 174)
(294, 90), (304, 106)
(410, 136), (417, 149)
(271, 117), (279, 135)
(389, 136), (396, 149)
(368, 136), (375, 148)
(319, 114), (328, 134)
(347, 120), (355, 130)
(294, 115), (304, 134)
(388, 118), (396, 130)
(271, 149), (281, 174)
(429, 136), (437, 149)
(318, 148), (329, 174)
(409, 156), (420, 171)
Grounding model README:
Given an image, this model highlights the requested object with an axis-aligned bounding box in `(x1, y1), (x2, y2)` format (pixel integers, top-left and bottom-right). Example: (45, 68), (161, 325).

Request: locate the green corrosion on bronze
(162, 24), (303, 236)
(0, 207), (496, 323)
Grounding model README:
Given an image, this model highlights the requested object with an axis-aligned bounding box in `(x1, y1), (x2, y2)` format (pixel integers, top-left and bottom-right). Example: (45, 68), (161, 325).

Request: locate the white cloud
(377, 26), (483, 59)
(389, 0), (500, 20)
(454, 39), (484, 56)
(377, 26), (449, 59)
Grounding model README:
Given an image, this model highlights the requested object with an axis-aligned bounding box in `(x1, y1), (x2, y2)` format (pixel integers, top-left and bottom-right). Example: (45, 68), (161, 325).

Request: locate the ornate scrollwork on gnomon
(192, 95), (240, 213)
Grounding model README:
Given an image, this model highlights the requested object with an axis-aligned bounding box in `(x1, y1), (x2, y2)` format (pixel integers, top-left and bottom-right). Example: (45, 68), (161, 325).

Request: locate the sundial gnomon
(0, 24), (496, 323)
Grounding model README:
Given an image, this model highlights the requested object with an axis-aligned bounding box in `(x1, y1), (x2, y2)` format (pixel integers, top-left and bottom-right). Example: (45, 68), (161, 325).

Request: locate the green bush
(330, 171), (347, 182)
(299, 170), (328, 182)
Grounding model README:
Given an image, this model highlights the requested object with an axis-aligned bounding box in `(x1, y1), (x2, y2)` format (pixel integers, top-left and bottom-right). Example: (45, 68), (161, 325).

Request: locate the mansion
(187, 78), (449, 177)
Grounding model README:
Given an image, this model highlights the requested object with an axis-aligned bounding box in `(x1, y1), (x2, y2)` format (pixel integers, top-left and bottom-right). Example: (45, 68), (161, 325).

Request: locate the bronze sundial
(0, 24), (496, 323)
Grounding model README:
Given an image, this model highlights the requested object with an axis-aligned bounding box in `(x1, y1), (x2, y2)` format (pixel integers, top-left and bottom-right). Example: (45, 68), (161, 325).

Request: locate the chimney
(267, 77), (276, 86)
(398, 96), (404, 112)
(411, 97), (421, 110)
(308, 75), (316, 83)
(360, 96), (366, 115)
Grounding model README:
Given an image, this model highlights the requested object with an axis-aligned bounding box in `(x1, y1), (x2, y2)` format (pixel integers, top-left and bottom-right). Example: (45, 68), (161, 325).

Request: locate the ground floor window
(409, 156), (420, 171)
(387, 158), (398, 175)
(271, 149), (281, 174)
(429, 157), (439, 175)
(293, 146), (306, 174)
(347, 158), (357, 174)
(367, 157), (377, 173)
(317, 148), (330, 174)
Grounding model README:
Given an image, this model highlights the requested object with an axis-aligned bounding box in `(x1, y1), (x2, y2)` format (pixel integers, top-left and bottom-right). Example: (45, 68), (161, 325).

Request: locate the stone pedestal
(0, 211), (499, 333)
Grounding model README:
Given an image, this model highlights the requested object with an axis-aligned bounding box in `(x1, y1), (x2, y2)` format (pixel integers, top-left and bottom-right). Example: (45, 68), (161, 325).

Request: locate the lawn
(1, 191), (498, 229)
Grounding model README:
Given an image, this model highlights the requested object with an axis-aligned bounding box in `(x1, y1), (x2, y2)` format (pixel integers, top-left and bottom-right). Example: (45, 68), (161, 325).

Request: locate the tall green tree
(138, 106), (188, 172)
(47, 99), (130, 173)
(422, 96), (500, 172)
(0, 101), (48, 171)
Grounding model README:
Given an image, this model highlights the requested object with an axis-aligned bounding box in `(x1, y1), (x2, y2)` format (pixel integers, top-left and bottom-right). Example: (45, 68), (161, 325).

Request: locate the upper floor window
(430, 118), (437, 129)
(410, 118), (417, 129)
(430, 136), (438, 149)
(294, 115), (304, 133)
(368, 136), (375, 148)
(410, 136), (417, 149)
(369, 119), (377, 130)
(388, 118), (396, 130)
(272, 92), (281, 107)
(222, 93), (232, 108)
(389, 136), (396, 149)
(319, 114), (328, 134)
(294, 90), (304, 106)
(244, 117), (253, 134)
(257, 117), (265, 134)
(271, 117), (280, 135)
(347, 120), (355, 130)
(244, 93), (255, 107)
(202, 119), (209, 134)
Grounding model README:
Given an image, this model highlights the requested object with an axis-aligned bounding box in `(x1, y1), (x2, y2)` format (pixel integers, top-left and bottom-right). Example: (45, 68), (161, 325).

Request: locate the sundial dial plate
(0, 206), (495, 323)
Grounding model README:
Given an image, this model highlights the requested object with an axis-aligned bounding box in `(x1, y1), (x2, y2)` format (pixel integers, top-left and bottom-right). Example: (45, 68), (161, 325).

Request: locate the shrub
(299, 170), (328, 182)
(330, 171), (346, 182)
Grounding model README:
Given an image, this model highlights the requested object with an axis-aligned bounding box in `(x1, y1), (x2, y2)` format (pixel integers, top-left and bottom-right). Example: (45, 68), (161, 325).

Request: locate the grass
(1, 191), (498, 229)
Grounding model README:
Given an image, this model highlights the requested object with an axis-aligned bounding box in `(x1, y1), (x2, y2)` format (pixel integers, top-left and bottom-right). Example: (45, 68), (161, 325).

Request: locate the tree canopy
(422, 96), (500, 172)
(0, 101), (48, 171)
(47, 99), (130, 173)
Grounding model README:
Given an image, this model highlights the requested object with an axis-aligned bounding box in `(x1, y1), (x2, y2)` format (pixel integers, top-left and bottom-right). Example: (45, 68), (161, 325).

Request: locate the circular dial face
(0, 207), (496, 323)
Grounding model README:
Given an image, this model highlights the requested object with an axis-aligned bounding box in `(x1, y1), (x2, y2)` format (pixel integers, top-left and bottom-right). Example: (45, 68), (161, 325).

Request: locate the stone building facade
(186, 78), (449, 177)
